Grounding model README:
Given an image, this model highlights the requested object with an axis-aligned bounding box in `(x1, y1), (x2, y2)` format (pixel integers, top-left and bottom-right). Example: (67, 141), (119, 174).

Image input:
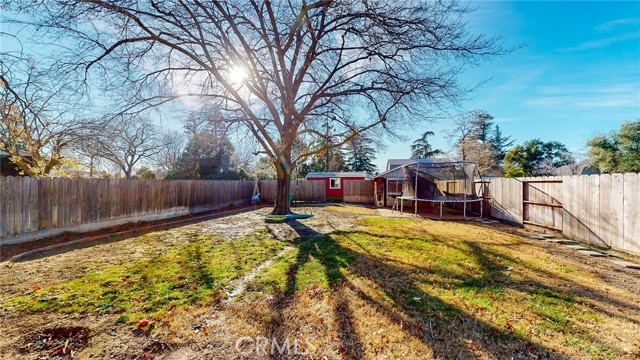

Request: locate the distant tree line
(1, 59), (636, 180)
(409, 110), (639, 177)
(587, 121), (640, 174)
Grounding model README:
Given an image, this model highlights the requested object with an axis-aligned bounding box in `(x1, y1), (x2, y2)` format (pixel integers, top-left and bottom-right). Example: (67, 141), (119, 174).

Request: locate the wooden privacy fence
(259, 179), (326, 203)
(0, 177), (254, 245)
(485, 174), (640, 254)
(343, 180), (374, 204)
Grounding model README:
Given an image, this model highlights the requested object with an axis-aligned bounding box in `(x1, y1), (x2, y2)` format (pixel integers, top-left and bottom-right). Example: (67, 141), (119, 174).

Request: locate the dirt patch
(141, 340), (172, 358)
(20, 326), (90, 359)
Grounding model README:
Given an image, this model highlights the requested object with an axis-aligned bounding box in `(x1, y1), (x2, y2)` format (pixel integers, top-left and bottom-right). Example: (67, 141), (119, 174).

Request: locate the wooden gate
(522, 177), (563, 231)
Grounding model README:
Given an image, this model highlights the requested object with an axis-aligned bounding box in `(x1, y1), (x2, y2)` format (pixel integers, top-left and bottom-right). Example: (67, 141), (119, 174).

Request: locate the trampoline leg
(481, 199), (483, 218)
(415, 200), (417, 216)
(464, 201), (466, 220)
(440, 202), (443, 218)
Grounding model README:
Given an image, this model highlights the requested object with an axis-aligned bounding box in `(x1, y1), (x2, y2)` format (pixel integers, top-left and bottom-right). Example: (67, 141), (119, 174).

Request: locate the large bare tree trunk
(272, 154), (293, 215)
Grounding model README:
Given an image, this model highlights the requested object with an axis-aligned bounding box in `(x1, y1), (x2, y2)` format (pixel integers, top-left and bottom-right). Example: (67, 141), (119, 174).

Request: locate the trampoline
(374, 160), (483, 219)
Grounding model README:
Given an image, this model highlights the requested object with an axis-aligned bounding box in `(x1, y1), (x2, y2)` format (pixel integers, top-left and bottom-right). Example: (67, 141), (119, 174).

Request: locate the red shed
(305, 172), (368, 200)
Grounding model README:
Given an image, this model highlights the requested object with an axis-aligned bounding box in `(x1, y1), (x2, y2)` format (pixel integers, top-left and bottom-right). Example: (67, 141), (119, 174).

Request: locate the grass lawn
(4, 230), (284, 321)
(1, 206), (638, 359)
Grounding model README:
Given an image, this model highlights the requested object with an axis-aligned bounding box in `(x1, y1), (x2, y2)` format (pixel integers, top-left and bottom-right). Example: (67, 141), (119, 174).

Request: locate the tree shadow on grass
(266, 220), (363, 359)
(337, 226), (640, 325)
(272, 220), (567, 359)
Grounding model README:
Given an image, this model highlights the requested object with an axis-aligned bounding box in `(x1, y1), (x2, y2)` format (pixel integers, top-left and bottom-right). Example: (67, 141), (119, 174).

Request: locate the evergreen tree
(410, 131), (443, 159)
(470, 111), (494, 142)
(346, 135), (377, 173)
(491, 125), (514, 162)
(450, 110), (515, 173)
(169, 106), (243, 179)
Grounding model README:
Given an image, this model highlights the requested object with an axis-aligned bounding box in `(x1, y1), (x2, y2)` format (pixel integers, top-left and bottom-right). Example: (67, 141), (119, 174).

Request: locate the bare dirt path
(225, 246), (294, 300)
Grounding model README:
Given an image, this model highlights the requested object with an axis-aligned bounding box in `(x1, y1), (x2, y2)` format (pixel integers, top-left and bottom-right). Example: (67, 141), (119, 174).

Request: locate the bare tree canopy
(153, 129), (186, 174)
(5, 0), (502, 212)
(0, 38), (90, 176)
(90, 116), (164, 178)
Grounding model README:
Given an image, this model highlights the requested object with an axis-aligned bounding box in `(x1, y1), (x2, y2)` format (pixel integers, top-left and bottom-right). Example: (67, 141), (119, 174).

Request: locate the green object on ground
(264, 213), (314, 223)
(264, 215), (287, 223)
(285, 213), (314, 220)
(274, 193), (294, 207)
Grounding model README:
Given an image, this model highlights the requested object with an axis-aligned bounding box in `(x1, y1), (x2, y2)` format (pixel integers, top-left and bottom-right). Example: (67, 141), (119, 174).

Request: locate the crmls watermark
(235, 336), (316, 355)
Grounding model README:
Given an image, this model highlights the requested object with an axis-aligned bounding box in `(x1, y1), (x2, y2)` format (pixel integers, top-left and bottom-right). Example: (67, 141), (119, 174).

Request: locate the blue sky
(374, 1), (640, 170)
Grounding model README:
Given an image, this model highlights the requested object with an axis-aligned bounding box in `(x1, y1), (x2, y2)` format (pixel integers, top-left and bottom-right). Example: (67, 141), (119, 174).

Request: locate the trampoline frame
(397, 195), (483, 219)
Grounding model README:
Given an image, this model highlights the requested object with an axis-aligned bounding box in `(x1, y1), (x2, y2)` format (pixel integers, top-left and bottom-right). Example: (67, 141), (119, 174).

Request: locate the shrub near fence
(0, 177), (254, 245)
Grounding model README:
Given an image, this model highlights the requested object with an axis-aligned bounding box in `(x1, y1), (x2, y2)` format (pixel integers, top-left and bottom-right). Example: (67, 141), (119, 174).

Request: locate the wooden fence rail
(484, 173), (640, 254)
(0, 177), (254, 245)
(3, 174), (638, 255)
(259, 180), (326, 203)
(343, 180), (374, 204)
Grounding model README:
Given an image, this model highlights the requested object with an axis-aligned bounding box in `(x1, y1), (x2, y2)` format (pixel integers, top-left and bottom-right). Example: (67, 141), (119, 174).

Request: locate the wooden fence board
(63, 179), (72, 227)
(0, 177), (4, 237)
(259, 180), (326, 203)
(29, 177), (38, 232)
(623, 173), (639, 253)
(10, 177), (18, 235)
(574, 175), (586, 242)
(588, 176), (602, 246)
(611, 174), (625, 250)
(0, 178), (256, 243)
(39, 179), (49, 230)
(0, 177), (6, 236)
(343, 180), (374, 203)
(603, 174), (615, 246)
(21, 177), (31, 232)
(562, 176), (575, 240)
(14, 176), (23, 235)
(50, 178), (58, 228)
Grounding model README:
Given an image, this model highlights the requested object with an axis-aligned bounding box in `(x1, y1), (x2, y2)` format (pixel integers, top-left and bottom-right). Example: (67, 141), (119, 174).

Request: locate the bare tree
(92, 116), (163, 178)
(153, 129), (186, 174)
(0, 41), (89, 176)
(448, 111), (501, 174)
(8, 0), (502, 213)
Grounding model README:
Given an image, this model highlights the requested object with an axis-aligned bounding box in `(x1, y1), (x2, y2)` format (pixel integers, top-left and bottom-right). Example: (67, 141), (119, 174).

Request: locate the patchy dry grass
(238, 216), (640, 359)
(1, 206), (638, 359)
(3, 231), (285, 323)
(324, 204), (379, 216)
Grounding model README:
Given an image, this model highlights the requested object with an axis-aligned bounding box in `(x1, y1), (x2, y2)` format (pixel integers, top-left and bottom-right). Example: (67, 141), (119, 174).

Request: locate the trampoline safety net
(401, 162), (477, 198)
